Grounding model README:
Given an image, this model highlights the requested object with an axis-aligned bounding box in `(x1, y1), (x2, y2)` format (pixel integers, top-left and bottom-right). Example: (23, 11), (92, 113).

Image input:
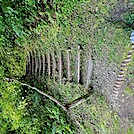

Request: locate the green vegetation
(0, 0), (134, 133)
(71, 92), (121, 134)
(0, 79), (76, 133)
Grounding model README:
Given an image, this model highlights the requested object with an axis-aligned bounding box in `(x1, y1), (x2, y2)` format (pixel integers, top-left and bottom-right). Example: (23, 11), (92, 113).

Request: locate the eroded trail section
(24, 44), (95, 112)
(25, 45), (93, 90)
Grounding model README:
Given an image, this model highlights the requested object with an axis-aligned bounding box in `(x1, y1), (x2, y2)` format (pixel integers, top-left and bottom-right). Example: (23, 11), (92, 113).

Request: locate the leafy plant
(0, 79), (27, 133)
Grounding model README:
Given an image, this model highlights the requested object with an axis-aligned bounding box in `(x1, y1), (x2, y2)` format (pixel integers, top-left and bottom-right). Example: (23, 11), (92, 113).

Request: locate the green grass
(44, 80), (126, 133)
(125, 86), (134, 96)
(47, 81), (134, 134)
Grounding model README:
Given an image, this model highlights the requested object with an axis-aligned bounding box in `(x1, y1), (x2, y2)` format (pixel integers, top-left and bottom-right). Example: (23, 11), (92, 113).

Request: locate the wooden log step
(38, 52), (42, 78)
(67, 48), (71, 81)
(77, 45), (80, 83)
(34, 49), (38, 76)
(25, 45), (93, 87)
(30, 50), (35, 76)
(59, 50), (62, 84)
(42, 53), (45, 77)
(29, 51), (33, 76)
(86, 54), (93, 89)
(47, 52), (51, 78)
(26, 49), (31, 76)
(52, 51), (56, 81)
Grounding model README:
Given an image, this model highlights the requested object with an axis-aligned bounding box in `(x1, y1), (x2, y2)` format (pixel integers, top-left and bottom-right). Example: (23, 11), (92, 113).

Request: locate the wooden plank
(59, 50), (62, 84)
(25, 49), (30, 76)
(47, 52), (51, 77)
(38, 52), (42, 77)
(77, 45), (80, 83)
(34, 49), (38, 76)
(67, 49), (71, 81)
(65, 92), (93, 110)
(86, 54), (93, 89)
(42, 53), (45, 77)
(52, 52), (56, 81)
(30, 51), (34, 75)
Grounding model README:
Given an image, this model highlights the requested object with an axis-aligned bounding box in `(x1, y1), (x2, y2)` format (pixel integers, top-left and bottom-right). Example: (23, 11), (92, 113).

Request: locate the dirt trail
(93, 56), (134, 124)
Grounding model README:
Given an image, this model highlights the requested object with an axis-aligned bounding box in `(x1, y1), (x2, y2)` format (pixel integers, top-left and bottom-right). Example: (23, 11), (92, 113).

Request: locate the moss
(124, 86), (134, 96)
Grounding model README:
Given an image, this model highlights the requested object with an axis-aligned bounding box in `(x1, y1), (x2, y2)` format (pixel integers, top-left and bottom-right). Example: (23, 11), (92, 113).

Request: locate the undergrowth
(0, 0), (134, 133)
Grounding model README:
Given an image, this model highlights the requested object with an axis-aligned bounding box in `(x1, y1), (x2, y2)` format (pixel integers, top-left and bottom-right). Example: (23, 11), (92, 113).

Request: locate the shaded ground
(93, 56), (134, 132)
(93, 54), (134, 120)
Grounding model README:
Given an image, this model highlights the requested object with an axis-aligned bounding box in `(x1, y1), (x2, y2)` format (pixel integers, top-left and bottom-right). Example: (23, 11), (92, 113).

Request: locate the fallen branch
(65, 91), (93, 110)
(4, 77), (68, 112)
(4, 77), (93, 112)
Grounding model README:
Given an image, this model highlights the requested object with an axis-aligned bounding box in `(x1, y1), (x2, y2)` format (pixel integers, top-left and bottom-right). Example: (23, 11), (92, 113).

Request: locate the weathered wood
(52, 52), (56, 81)
(26, 58), (29, 75)
(34, 49), (38, 76)
(65, 91), (93, 110)
(59, 50), (62, 84)
(67, 49), (71, 81)
(38, 52), (42, 77)
(42, 53), (45, 77)
(47, 52), (51, 77)
(77, 45), (80, 83)
(86, 54), (93, 89)
(30, 51), (34, 75)
(25, 49), (30, 76)
(26, 46), (93, 87)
